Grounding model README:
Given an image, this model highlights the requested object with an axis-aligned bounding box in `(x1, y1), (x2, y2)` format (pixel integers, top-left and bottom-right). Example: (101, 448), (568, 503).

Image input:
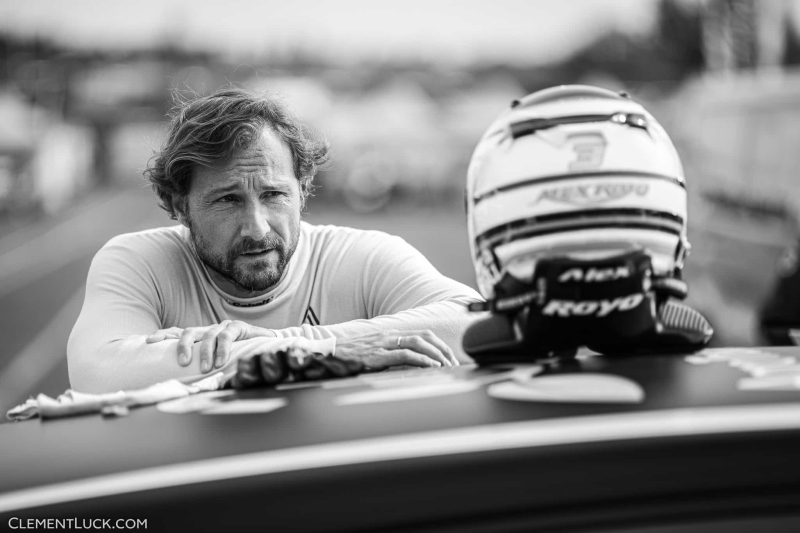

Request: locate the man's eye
(217, 195), (239, 203)
(263, 191), (284, 199)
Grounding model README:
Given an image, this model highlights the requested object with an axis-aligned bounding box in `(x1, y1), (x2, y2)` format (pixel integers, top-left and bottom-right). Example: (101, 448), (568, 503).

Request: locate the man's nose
(240, 202), (271, 240)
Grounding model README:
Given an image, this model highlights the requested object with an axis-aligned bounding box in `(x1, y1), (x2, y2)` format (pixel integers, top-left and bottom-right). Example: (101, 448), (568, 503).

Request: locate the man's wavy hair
(145, 87), (330, 219)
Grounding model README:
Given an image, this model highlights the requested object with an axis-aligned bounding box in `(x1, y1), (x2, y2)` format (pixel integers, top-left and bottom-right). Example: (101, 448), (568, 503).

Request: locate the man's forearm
(68, 336), (243, 394)
(267, 300), (479, 363)
(68, 334), (337, 394)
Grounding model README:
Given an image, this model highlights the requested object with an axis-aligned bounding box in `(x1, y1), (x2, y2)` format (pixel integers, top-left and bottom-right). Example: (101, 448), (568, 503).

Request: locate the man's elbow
(68, 347), (108, 394)
(67, 338), (129, 394)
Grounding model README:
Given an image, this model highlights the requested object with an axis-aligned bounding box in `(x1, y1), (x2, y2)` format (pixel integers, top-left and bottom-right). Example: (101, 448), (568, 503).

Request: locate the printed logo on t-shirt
(303, 306), (320, 326)
(227, 296), (274, 308)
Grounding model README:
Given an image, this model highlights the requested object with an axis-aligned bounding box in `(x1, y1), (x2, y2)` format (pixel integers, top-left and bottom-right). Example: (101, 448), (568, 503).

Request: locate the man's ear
(172, 196), (190, 228)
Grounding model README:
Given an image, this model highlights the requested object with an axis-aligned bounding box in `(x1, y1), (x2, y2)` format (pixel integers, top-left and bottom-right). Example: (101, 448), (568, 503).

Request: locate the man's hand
(336, 329), (458, 369)
(232, 329), (458, 389)
(147, 324), (457, 377)
(146, 320), (276, 373)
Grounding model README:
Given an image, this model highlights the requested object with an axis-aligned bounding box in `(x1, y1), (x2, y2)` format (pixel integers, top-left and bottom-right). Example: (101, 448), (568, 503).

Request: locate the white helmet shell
(466, 85), (689, 300)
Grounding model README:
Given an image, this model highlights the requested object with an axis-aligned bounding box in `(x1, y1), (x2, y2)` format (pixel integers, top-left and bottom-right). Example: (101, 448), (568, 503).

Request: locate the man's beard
(188, 218), (300, 294)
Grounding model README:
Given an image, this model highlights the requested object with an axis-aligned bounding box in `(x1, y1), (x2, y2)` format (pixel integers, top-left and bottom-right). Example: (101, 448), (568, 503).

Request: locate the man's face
(180, 128), (302, 296)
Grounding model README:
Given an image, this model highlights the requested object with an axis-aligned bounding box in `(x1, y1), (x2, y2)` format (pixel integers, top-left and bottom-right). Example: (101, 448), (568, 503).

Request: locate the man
(67, 88), (481, 394)
(759, 238), (800, 345)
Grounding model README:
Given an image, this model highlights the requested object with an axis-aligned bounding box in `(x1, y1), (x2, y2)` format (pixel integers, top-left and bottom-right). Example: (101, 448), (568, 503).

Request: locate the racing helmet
(466, 85), (689, 302)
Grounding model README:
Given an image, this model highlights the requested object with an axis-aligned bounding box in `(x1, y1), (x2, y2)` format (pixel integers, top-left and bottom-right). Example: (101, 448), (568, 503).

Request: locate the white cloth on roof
(6, 372), (225, 421)
(7, 336), (336, 421)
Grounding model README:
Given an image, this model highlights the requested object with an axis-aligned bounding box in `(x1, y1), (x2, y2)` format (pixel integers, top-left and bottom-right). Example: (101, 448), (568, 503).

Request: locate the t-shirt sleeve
(67, 237), (205, 392)
(76, 239), (164, 339)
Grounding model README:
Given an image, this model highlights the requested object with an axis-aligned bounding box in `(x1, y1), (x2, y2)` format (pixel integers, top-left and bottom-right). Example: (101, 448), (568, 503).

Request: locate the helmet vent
(511, 113), (648, 139)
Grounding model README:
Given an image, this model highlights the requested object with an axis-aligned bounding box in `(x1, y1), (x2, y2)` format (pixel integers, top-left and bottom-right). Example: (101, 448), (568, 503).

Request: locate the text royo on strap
(542, 294), (645, 318)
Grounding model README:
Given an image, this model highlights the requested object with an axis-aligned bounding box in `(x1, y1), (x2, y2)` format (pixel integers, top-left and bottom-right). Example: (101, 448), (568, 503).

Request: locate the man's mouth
(241, 248), (275, 257)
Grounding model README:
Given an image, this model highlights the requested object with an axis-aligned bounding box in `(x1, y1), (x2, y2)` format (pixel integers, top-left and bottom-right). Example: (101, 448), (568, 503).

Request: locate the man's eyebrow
(204, 182), (292, 197)
(203, 184), (240, 197)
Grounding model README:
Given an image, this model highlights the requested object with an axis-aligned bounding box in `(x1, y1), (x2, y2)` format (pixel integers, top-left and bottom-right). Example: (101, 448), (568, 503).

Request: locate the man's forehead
(222, 128), (292, 171)
(191, 128), (295, 189)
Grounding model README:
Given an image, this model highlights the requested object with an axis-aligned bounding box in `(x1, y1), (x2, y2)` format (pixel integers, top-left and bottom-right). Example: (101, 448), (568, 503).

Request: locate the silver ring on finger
(396, 335), (403, 349)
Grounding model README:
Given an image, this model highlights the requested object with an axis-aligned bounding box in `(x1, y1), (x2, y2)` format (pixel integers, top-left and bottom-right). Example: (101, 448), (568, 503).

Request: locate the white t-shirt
(68, 222), (482, 392)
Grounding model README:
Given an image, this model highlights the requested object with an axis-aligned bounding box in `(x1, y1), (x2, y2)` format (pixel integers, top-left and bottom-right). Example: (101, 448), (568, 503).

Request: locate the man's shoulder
(104, 225), (186, 250)
(300, 221), (421, 276)
(99, 225), (190, 264)
(301, 221), (403, 248)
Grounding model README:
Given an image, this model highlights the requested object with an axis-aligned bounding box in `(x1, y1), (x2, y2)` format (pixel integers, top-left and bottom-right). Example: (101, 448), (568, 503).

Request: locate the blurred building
(0, 89), (92, 217)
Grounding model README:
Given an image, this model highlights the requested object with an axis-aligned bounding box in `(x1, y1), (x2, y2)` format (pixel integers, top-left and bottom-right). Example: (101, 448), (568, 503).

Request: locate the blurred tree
(653, 0), (706, 78)
(783, 13), (800, 65)
(483, 0), (707, 94)
(564, 0), (706, 84)
(703, 0), (758, 71)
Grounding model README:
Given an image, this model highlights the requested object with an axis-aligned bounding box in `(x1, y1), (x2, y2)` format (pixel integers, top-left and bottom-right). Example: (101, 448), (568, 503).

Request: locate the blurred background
(0, 0), (799, 415)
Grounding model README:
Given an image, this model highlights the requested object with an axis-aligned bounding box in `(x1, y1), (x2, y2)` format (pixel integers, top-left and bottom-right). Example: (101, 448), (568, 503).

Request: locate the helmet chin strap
(463, 250), (713, 364)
